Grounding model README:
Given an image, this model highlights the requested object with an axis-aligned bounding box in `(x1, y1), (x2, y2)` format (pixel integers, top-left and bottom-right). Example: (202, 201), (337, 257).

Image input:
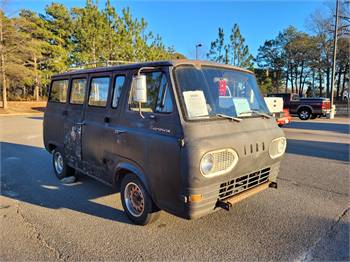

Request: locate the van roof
(52, 59), (254, 78)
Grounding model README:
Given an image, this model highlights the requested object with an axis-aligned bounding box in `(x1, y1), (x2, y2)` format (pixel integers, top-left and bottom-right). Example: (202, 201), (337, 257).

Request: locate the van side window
(129, 72), (173, 113)
(88, 77), (110, 107)
(70, 78), (87, 105)
(112, 76), (125, 108)
(49, 80), (68, 103)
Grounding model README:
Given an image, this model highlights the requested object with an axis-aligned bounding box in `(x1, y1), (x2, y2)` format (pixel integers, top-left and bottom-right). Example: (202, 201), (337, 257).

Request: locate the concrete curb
(0, 112), (44, 117)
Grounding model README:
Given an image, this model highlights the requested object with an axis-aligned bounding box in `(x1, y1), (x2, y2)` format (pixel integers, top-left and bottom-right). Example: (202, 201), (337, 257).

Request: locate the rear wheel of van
(52, 149), (75, 180)
(121, 173), (159, 225)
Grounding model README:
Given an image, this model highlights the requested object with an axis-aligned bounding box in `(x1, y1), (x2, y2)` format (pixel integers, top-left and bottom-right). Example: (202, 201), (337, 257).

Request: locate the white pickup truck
(264, 97), (291, 126)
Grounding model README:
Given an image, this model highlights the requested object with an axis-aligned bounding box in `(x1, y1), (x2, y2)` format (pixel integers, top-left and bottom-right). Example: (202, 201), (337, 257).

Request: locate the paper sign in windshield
(183, 90), (209, 118)
(232, 98), (251, 115)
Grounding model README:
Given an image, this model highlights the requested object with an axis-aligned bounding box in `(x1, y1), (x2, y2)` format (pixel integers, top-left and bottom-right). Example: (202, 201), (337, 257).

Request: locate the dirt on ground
(0, 101), (47, 115)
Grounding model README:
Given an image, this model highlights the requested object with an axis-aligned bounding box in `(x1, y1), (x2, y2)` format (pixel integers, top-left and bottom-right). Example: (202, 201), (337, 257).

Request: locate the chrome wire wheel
(124, 182), (145, 217)
(53, 151), (64, 175)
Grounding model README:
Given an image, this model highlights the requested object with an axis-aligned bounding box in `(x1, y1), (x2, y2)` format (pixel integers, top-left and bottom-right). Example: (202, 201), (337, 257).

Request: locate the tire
(310, 114), (318, 119)
(298, 108), (311, 120)
(121, 173), (160, 225)
(52, 149), (75, 180)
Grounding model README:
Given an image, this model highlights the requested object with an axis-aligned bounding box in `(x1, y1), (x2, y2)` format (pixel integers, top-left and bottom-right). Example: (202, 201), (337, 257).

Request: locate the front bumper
(182, 162), (281, 219)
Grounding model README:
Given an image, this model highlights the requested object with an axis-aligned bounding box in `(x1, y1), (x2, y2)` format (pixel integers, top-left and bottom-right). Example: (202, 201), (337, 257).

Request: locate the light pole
(329, 0), (339, 119)
(195, 43), (202, 60)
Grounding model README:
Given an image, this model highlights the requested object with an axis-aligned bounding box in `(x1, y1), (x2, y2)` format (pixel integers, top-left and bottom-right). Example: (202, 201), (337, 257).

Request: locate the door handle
(114, 128), (126, 135)
(76, 121), (85, 126)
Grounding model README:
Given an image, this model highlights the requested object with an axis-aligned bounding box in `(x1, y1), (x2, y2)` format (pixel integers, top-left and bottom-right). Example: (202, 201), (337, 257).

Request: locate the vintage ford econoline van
(43, 60), (286, 225)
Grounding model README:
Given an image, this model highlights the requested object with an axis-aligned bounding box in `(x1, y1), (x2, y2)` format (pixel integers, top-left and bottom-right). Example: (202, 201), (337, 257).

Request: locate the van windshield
(174, 65), (269, 120)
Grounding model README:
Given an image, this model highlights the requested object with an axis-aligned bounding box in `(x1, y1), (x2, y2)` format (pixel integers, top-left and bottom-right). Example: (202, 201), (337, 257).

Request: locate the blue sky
(7, 0), (331, 59)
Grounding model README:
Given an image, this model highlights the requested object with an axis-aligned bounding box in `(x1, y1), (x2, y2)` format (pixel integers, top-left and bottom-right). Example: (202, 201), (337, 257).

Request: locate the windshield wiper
(239, 110), (271, 119)
(215, 114), (242, 122)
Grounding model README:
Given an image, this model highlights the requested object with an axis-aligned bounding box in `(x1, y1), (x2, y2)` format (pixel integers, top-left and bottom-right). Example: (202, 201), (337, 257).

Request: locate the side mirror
(133, 75), (147, 103)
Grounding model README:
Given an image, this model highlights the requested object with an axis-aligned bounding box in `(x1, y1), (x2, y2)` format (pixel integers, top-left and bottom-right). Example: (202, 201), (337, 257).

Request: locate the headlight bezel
(200, 148), (239, 177)
(269, 137), (287, 159)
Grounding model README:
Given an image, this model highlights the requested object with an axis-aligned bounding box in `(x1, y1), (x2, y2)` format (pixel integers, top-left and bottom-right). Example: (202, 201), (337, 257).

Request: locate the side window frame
(111, 74), (126, 109)
(87, 75), (111, 108)
(49, 78), (69, 104)
(69, 77), (88, 105)
(127, 69), (175, 115)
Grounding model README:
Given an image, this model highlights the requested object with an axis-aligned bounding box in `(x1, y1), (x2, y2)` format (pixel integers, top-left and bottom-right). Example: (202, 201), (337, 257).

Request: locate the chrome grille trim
(218, 167), (270, 200)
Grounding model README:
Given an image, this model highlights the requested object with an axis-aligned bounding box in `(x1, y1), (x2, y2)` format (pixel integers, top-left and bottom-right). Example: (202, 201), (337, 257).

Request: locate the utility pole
(195, 43), (202, 60)
(329, 0), (339, 119)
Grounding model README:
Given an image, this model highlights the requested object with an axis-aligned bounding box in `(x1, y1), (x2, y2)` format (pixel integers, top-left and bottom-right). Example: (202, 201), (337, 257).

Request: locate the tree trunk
(326, 67), (330, 97)
(34, 54), (40, 101)
(299, 61), (304, 95)
(0, 15), (7, 109)
(312, 70), (315, 97)
(319, 68), (323, 97)
(285, 66), (289, 93)
(336, 66), (342, 101)
(290, 65), (294, 93)
(340, 63), (349, 99)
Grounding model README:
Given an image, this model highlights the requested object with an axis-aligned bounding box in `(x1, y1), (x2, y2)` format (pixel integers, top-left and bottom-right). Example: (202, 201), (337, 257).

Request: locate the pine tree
(207, 24), (253, 68)
(229, 24), (253, 68)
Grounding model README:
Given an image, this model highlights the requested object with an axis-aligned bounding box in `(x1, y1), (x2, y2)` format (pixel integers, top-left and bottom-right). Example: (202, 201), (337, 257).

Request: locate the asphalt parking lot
(0, 116), (349, 261)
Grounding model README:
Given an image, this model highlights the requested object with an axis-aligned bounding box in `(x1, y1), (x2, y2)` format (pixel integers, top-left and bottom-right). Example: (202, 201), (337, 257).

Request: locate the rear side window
(88, 77), (110, 107)
(50, 80), (68, 103)
(112, 76), (125, 108)
(70, 78), (87, 105)
(129, 72), (173, 113)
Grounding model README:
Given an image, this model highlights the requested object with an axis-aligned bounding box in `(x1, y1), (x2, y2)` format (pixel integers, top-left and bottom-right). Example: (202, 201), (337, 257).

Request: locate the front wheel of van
(52, 149), (74, 180)
(121, 174), (159, 225)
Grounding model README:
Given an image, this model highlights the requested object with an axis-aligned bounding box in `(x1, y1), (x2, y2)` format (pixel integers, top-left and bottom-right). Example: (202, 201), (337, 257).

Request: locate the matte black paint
(43, 60), (285, 220)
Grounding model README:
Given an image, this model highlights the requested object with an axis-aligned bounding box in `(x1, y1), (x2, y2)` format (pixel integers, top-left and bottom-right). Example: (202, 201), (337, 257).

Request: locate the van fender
(115, 162), (150, 193)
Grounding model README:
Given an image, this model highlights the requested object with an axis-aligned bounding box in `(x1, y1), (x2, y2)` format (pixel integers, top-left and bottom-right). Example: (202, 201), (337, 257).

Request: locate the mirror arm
(137, 66), (156, 75)
(139, 102), (145, 119)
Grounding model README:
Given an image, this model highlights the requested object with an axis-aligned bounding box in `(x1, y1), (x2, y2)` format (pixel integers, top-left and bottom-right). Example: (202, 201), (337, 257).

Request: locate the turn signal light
(189, 194), (202, 202)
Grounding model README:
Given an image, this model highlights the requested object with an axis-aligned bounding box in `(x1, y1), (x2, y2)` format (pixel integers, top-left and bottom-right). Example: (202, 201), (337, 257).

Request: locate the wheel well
(113, 168), (131, 187)
(48, 143), (57, 153)
(298, 106), (312, 113)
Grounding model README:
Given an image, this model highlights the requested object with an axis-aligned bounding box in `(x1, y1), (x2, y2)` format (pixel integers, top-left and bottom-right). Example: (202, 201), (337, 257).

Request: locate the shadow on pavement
(287, 139), (350, 162)
(0, 142), (132, 225)
(284, 121), (350, 134)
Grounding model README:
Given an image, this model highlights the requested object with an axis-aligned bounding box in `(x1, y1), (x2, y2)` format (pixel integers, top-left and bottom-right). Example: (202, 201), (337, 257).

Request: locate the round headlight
(269, 137), (287, 159)
(200, 154), (214, 175)
(200, 149), (239, 177)
(277, 138), (286, 154)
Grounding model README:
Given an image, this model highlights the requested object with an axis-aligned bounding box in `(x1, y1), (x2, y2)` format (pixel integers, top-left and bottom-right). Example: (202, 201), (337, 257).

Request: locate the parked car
(264, 97), (291, 127)
(268, 93), (331, 120)
(43, 60), (286, 225)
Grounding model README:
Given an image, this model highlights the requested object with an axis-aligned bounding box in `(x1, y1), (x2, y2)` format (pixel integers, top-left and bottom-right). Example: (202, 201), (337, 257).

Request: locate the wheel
(310, 114), (318, 119)
(298, 108), (311, 120)
(52, 149), (75, 180)
(121, 173), (159, 225)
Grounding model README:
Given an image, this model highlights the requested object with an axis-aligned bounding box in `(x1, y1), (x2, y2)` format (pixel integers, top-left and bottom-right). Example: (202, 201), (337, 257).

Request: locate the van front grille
(218, 167), (270, 200)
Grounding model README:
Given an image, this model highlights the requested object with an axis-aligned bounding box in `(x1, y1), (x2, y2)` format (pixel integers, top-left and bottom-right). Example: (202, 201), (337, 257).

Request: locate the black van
(43, 60), (286, 225)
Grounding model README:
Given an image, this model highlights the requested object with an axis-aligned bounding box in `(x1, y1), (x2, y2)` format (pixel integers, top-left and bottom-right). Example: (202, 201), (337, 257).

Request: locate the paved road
(1, 116), (349, 261)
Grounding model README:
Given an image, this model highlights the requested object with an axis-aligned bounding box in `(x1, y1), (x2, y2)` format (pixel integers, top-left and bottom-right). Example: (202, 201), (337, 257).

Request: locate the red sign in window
(219, 79), (227, 96)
